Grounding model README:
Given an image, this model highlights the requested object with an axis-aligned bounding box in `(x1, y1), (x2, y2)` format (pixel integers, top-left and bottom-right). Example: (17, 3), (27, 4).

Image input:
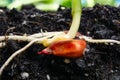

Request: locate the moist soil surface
(0, 4), (120, 80)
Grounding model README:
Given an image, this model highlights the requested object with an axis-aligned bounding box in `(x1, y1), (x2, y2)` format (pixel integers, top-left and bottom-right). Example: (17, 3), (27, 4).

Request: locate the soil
(0, 4), (120, 80)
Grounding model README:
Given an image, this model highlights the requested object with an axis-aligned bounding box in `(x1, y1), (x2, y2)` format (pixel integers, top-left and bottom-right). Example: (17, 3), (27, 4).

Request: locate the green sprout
(67, 0), (82, 38)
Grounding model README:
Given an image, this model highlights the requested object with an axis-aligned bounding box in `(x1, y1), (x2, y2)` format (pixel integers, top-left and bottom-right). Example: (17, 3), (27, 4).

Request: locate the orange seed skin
(49, 40), (86, 58)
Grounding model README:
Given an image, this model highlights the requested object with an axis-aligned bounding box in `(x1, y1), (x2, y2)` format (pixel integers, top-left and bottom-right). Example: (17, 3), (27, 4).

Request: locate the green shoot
(67, 0), (82, 39)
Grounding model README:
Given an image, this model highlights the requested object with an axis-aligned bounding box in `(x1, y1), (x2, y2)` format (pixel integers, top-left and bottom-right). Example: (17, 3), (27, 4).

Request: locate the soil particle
(0, 4), (120, 80)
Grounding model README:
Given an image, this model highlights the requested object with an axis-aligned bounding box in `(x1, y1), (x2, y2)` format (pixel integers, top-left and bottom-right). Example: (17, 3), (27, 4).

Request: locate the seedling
(0, 0), (82, 76)
(0, 0), (120, 77)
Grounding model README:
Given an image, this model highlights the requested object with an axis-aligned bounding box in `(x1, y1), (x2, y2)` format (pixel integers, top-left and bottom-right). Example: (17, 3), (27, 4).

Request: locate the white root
(0, 35), (38, 48)
(0, 35), (36, 42)
(29, 31), (64, 38)
(79, 35), (120, 44)
(0, 32), (65, 42)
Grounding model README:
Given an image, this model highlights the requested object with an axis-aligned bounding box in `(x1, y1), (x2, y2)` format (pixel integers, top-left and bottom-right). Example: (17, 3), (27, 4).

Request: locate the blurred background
(0, 0), (120, 11)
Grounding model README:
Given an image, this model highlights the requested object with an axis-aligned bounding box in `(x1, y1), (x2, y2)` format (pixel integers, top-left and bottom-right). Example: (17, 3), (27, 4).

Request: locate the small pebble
(46, 74), (50, 80)
(64, 58), (71, 64)
(0, 9), (4, 13)
(20, 72), (29, 79)
(51, 60), (54, 64)
(84, 73), (89, 76)
(75, 59), (86, 68)
(110, 70), (114, 73)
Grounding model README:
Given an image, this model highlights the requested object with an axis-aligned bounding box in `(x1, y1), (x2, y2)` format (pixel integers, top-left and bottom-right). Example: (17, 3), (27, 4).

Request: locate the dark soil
(0, 4), (120, 80)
